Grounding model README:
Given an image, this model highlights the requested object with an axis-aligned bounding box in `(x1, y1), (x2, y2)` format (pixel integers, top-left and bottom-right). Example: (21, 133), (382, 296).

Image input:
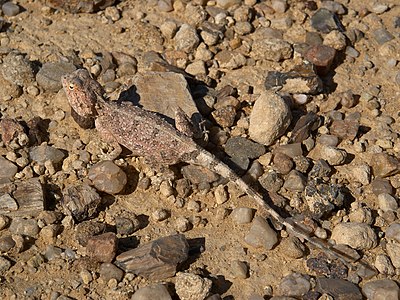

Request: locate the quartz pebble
(88, 160), (127, 194)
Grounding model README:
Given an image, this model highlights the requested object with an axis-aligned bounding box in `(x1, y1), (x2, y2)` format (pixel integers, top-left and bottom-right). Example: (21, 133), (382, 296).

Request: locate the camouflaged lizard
(62, 69), (360, 267)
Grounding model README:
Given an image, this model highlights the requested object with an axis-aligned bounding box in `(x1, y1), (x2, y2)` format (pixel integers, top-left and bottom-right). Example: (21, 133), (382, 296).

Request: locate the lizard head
(62, 69), (103, 118)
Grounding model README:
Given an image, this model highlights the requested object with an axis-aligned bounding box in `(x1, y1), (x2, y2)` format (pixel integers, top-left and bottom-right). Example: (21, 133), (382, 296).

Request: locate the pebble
(278, 273), (311, 297)
(279, 236), (306, 259)
(175, 272), (212, 300)
(1, 51), (35, 86)
(80, 269), (92, 285)
(187, 200), (201, 212)
(0, 215), (9, 230)
(29, 144), (65, 165)
(230, 260), (249, 279)
(0, 235), (15, 252)
(374, 254), (395, 275)
(151, 208), (170, 222)
(216, 0), (241, 9)
(378, 193), (398, 212)
(385, 223), (400, 243)
(9, 217), (40, 237)
(304, 45), (336, 74)
(244, 216), (278, 250)
(231, 207), (254, 224)
(131, 284), (172, 300)
(251, 38), (292, 62)
(310, 8), (341, 33)
(370, 152), (400, 177)
(330, 119), (359, 140)
(318, 145), (347, 166)
(331, 222), (377, 250)
(211, 106), (236, 127)
(386, 242), (400, 268)
(225, 137), (265, 161)
(99, 263), (124, 282)
(182, 165), (219, 185)
(160, 20), (178, 39)
(283, 170), (306, 192)
(316, 278), (362, 299)
(2, 2), (20, 16)
(185, 60), (206, 76)
(88, 160), (127, 194)
(249, 91), (292, 146)
(0, 156), (18, 180)
(0, 256), (11, 274)
(36, 62), (76, 92)
(371, 177), (394, 195)
(115, 215), (140, 235)
(44, 245), (63, 261)
(75, 221), (106, 246)
(86, 232), (118, 263)
(348, 207), (373, 224)
(362, 279), (399, 300)
(373, 28), (394, 45)
(346, 163), (371, 185)
(175, 24), (200, 53)
(273, 152), (293, 175)
(214, 185), (228, 205)
(308, 159), (331, 178)
(259, 171), (284, 192)
(0, 73), (21, 100)
(175, 216), (191, 232)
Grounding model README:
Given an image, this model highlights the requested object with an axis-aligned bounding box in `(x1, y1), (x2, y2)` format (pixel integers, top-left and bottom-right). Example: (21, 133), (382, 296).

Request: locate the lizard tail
(189, 149), (366, 269)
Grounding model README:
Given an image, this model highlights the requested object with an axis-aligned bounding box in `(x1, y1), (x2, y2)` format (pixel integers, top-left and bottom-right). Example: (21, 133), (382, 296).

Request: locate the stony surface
(0, 0), (398, 299)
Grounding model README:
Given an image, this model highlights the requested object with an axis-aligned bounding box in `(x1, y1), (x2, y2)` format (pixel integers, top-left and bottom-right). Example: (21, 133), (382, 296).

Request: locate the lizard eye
(68, 83), (74, 90)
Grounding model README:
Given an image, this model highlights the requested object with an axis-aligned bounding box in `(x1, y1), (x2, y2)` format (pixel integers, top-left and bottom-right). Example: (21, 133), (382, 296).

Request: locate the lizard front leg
(94, 116), (122, 160)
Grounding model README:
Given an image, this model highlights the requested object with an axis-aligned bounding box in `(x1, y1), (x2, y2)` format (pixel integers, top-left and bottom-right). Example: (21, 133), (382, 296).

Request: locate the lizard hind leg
(174, 107), (209, 143)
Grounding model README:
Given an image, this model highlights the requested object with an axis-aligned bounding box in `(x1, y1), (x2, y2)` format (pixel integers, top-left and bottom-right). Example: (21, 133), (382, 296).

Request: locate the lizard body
(62, 69), (359, 267)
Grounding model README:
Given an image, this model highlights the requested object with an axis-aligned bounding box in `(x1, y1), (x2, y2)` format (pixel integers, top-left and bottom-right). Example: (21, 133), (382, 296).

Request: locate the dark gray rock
(316, 278), (362, 300)
(36, 62), (76, 92)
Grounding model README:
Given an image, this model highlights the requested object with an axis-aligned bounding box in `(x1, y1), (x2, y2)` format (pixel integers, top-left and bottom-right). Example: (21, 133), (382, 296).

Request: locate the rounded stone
(331, 222), (377, 250)
(88, 160), (127, 194)
(249, 91), (292, 146)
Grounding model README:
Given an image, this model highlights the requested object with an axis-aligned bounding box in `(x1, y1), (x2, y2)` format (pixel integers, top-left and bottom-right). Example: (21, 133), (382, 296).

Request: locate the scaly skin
(62, 69), (367, 269)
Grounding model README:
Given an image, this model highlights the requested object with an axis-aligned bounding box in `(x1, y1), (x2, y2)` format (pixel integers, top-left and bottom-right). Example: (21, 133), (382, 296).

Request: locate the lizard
(62, 68), (363, 268)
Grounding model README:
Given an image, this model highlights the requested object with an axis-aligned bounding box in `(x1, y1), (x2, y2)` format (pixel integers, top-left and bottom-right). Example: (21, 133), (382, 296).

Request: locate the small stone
(182, 165), (219, 185)
(279, 236), (306, 259)
(185, 60), (206, 76)
(131, 284), (172, 300)
(100, 263), (124, 282)
(249, 91), (292, 146)
(175, 272), (212, 300)
(362, 279), (399, 300)
(251, 38), (292, 62)
(316, 278), (362, 299)
(160, 21), (178, 39)
(175, 24), (200, 53)
(214, 185), (228, 205)
(386, 223), (400, 243)
(318, 145), (347, 166)
(1, 51), (35, 86)
(0, 256), (11, 274)
(386, 242), (400, 268)
(2, 2), (21, 16)
(86, 232), (118, 263)
(244, 216), (278, 250)
(373, 28), (394, 45)
(159, 181), (174, 197)
(331, 222), (377, 250)
(304, 45), (336, 75)
(0, 156), (18, 180)
(374, 254), (395, 275)
(378, 193), (398, 212)
(75, 221), (106, 246)
(187, 200), (201, 212)
(62, 184), (102, 222)
(211, 106), (236, 127)
(0, 215), (9, 230)
(273, 152), (293, 175)
(9, 217), (40, 237)
(330, 120), (359, 140)
(371, 177), (393, 195)
(175, 217), (191, 232)
(115, 216), (140, 235)
(278, 273), (311, 297)
(259, 171), (284, 192)
(345, 163), (370, 185)
(231, 207), (255, 224)
(0, 235), (15, 252)
(88, 160), (127, 194)
(311, 8), (341, 33)
(152, 209), (170, 222)
(283, 170), (306, 192)
(29, 144), (65, 165)
(36, 62), (76, 92)
(323, 30), (347, 50)
(225, 137), (266, 160)
(80, 269), (93, 285)
(230, 260), (249, 279)
(371, 153), (400, 177)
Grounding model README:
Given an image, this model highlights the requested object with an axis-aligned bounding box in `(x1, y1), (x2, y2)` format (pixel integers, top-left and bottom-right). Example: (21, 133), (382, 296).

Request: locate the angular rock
(75, 221), (106, 246)
(330, 120), (359, 140)
(9, 217), (40, 237)
(115, 234), (189, 280)
(386, 242), (400, 268)
(99, 262), (124, 282)
(371, 153), (400, 177)
(1, 51), (35, 86)
(36, 62), (76, 92)
(225, 136), (265, 161)
(311, 8), (344, 33)
(175, 24), (200, 53)
(304, 45), (336, 75)
(0, 156), (18, 181)
(251, 38), (293, 62)
(0, 118), (26, 146)
(244, 216), (278, 250)
(29, 144), (65, 165)
(249, 91), (292, 146)
(86, 232), (118, 263)
(278, 273), (311, 297)
(62, 184), (102, 222)
(265, 63), (323, 95)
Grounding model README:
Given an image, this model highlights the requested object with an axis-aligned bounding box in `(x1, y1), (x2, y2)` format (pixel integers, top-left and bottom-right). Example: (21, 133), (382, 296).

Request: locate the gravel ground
(0, 0), (399, 299)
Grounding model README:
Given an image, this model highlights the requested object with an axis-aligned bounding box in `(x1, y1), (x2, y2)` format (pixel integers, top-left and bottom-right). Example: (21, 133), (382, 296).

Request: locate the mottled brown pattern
(62, 69), (369, 268)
